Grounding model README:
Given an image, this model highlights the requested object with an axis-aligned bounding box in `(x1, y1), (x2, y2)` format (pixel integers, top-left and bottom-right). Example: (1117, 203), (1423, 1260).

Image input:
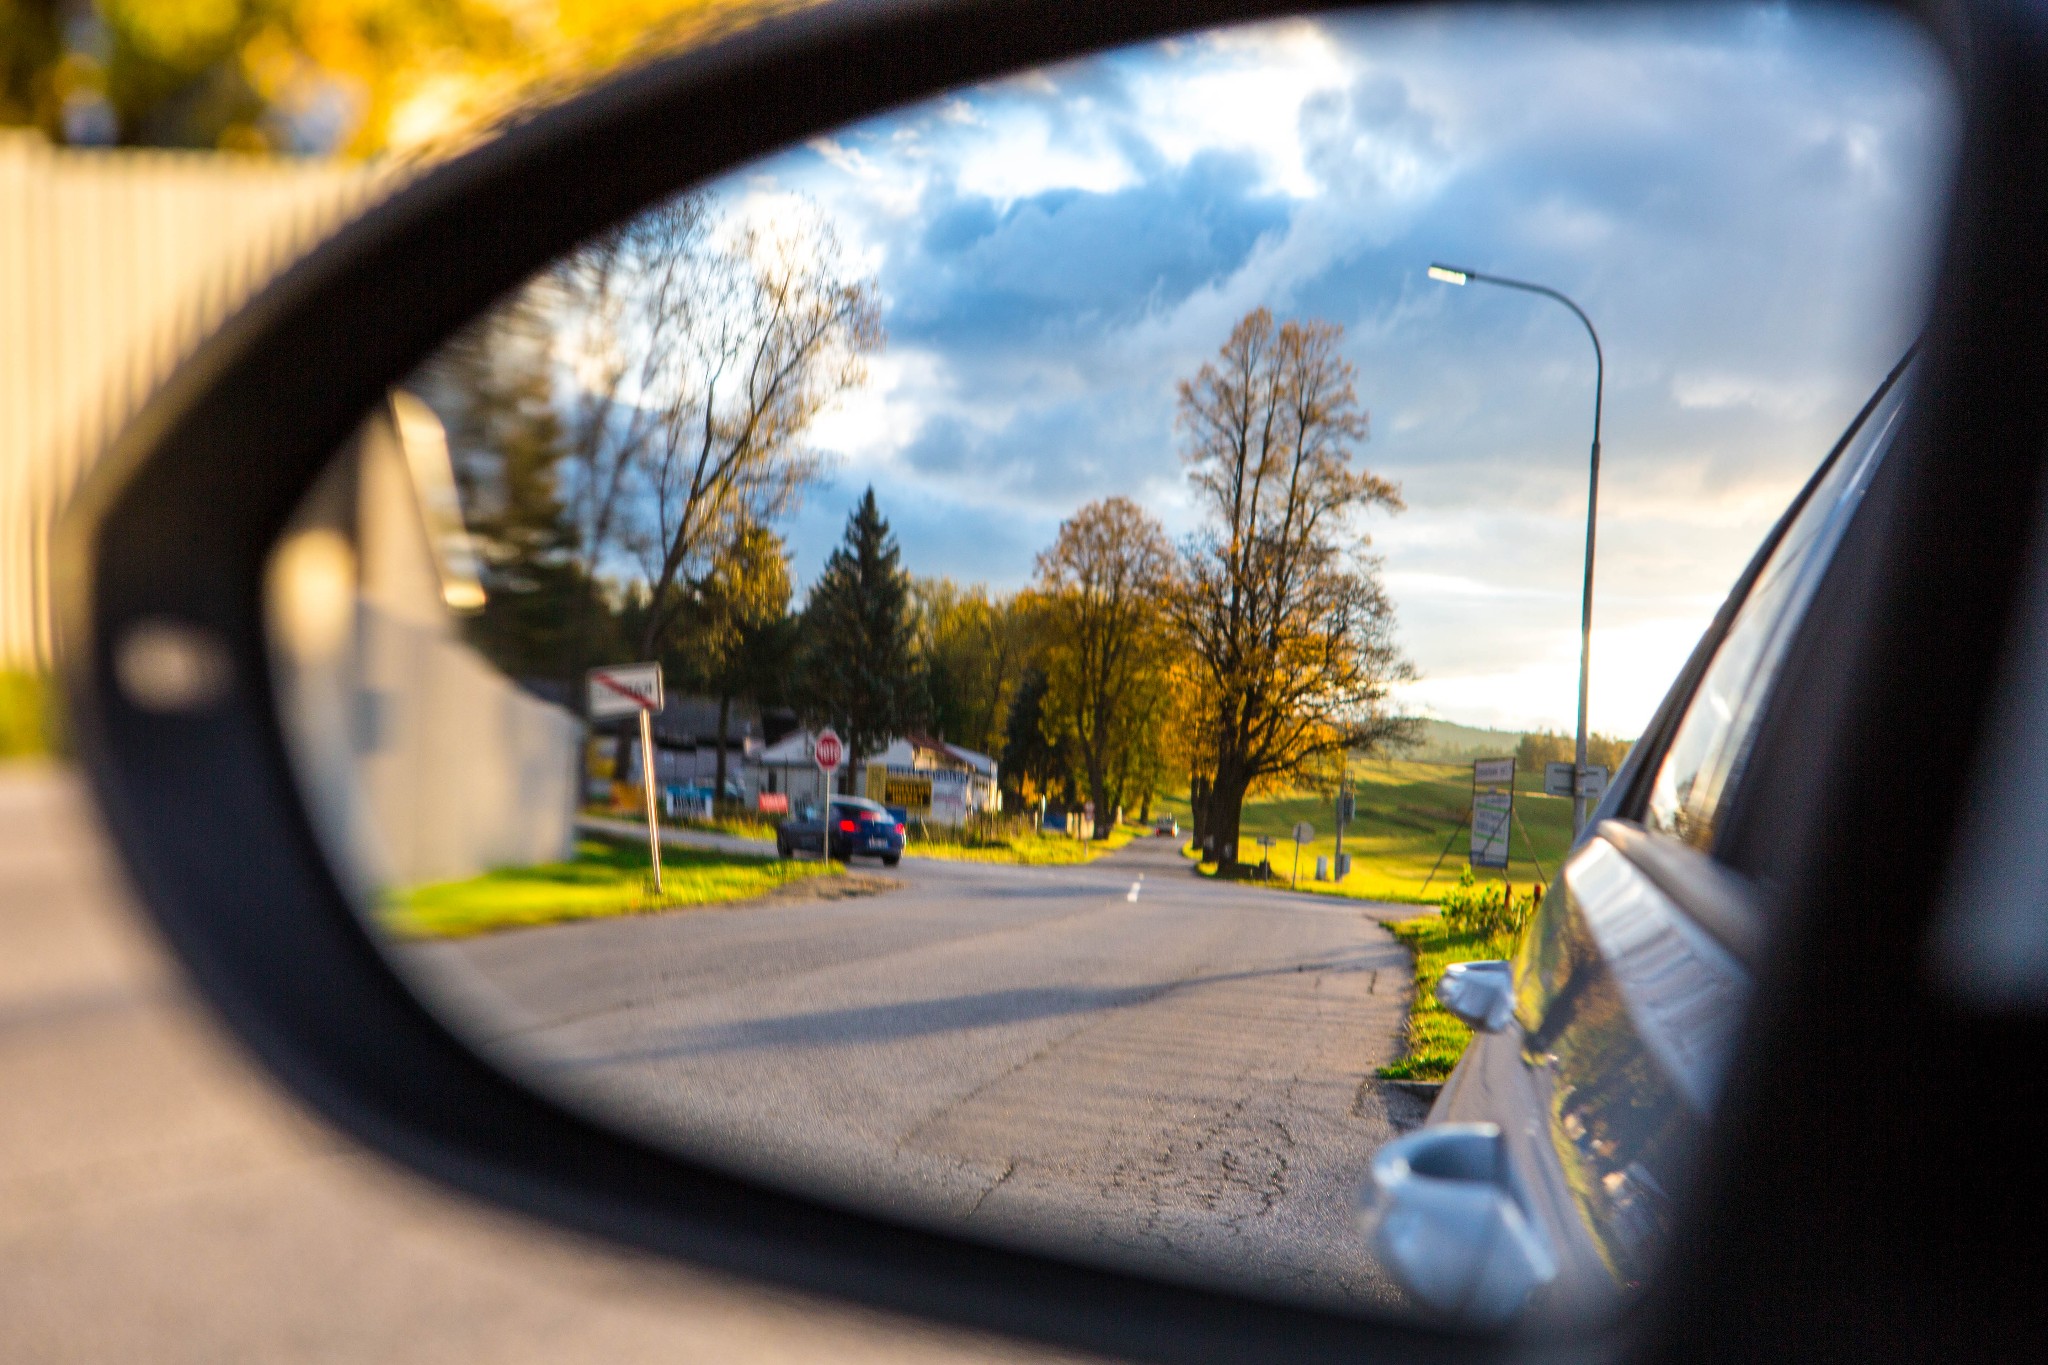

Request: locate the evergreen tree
(799, 488), (917, 782)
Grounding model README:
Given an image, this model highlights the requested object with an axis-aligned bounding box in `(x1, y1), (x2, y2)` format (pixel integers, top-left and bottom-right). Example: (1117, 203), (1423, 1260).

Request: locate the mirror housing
(1360, 1124), (1558, 1327)
(1436, 960), (1516, 1033)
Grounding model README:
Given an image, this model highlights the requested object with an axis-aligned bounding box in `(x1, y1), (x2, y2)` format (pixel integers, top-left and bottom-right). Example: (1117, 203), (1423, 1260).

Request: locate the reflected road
(407, 836), (1427, 1310)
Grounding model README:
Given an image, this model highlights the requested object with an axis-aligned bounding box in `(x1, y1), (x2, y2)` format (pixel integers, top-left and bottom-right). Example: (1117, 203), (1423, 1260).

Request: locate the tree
(1034, 498), (1176, 837)
(911, 578), (1033, 759)
(1001, 666), (1070, 807)
(629, 208), (882, 662)
(414, 288), (620, 681)
(1171, 307), (1414, 865)
(679, 522), (793, 798)
(5, 1), (805, 155)
(799, 488), (917, 782)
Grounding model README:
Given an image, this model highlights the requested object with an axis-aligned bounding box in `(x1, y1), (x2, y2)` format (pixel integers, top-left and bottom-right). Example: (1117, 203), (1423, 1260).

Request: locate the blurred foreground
(0, 765), (1070, 1364)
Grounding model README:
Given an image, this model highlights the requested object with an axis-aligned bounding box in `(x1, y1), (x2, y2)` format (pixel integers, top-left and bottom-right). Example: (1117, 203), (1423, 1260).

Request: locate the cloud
(694, 3), (1955, 735)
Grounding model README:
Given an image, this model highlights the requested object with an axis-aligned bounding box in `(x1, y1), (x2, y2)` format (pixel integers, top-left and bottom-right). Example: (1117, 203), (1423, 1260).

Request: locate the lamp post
(1428, 263), (1605, 834)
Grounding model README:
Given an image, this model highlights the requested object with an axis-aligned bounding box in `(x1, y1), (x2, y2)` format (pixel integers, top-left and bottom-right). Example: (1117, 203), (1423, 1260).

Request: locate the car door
(1411, 354), (1915, 1316)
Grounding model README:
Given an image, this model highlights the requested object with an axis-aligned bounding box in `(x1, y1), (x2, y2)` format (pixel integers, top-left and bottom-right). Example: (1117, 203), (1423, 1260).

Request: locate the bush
(1437, 867), (1539, 938)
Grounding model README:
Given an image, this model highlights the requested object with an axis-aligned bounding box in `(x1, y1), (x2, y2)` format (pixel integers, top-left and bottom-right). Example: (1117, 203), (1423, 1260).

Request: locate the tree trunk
(1190, 773), (1211, 858)
(714, 692), (732, 803)
(1086, 755), (1111, 841)
(1208, 769), (1249, 871)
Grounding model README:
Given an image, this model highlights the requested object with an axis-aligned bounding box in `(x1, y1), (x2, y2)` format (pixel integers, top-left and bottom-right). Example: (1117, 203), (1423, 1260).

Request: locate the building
(862, 735), (1001, 825)
(595, 694), (779, 807)
(269, 394), (581, 891)
(739, 730), (1000, 826)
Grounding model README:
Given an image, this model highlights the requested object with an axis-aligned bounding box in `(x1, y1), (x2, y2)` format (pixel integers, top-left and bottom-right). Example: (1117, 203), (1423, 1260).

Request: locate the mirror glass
(265, 2), (1953, 1327)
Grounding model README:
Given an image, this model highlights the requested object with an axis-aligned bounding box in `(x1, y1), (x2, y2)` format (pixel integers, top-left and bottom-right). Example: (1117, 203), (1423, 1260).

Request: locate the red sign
(813, 728), (844, 772)
(757, 792), (789, 814)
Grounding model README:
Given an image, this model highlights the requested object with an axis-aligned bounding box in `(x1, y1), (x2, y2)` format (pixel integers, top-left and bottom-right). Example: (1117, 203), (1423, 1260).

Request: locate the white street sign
(587, 662), (663, 718)
(1546, 761), (1609, 801)
(1545, 761), (1576, 798)
(1293, 821), (1315, 843)
(1473, 757), (1515, 787)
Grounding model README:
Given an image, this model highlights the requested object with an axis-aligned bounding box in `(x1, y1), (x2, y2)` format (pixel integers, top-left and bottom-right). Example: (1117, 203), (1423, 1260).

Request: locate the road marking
(1127, 879), (1142, 903)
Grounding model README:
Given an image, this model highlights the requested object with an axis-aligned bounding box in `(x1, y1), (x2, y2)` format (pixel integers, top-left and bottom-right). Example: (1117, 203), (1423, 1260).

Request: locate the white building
(740, 730), (1001, 826)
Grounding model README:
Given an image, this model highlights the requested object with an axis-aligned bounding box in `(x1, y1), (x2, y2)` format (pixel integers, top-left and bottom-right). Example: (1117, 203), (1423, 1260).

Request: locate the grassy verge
(1156, 757), (1570, 904)
(908, 824), (1141, 865)
(1375, 910), (1527, 1081)
(381, 836), (836, 940)
(1, 670), (64, 761)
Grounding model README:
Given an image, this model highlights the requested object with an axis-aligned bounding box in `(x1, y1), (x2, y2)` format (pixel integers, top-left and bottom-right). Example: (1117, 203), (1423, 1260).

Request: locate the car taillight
(895, 823), (905, 835)
(838, 819), (856, 833)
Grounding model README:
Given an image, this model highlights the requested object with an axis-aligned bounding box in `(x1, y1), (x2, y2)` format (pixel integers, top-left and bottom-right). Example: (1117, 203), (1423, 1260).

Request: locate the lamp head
(1428, 264), (1470, 286)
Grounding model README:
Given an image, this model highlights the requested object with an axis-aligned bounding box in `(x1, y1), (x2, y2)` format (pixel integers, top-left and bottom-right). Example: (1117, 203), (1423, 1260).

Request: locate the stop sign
(814, 728), (844, 772)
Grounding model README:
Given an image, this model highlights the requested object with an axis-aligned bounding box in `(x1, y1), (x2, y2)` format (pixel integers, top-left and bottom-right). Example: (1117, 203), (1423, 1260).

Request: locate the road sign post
(1291, 820), (1314, 889)
(588, 663), (665, 894)
(813, 727), (844, 808)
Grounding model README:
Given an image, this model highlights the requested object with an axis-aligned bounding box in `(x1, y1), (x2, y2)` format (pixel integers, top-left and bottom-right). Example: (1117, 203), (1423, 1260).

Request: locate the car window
(1644, 370), (1911, 852)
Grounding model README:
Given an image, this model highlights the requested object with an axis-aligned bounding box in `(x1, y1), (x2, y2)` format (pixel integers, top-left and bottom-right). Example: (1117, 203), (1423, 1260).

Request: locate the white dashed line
(1127, 880), (1142, 902)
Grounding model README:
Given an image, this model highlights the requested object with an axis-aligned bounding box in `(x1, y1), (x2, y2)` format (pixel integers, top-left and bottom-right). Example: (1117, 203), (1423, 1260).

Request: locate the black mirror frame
(51, 0), (2048, 1361)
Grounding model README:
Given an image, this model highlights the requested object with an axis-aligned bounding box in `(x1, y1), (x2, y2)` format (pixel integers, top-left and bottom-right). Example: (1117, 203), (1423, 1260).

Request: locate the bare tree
(1036, 497), (1177, 838)
(633, 211), (882, 657)
(1171, 308), (1414, 866)
(541, 196), (881, 662)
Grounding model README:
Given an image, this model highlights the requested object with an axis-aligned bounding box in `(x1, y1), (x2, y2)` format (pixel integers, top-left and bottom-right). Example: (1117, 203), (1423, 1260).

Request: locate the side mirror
(1436, 961), (1516, 1034)
(1359, 1124), (1558, 1327)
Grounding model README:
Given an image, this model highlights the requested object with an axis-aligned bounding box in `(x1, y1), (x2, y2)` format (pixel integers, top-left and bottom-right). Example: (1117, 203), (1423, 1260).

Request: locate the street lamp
(1429, 262), (1605, 834)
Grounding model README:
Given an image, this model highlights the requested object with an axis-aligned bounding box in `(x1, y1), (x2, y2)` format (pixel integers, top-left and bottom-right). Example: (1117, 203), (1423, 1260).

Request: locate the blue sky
(700, 2), (1955, 736)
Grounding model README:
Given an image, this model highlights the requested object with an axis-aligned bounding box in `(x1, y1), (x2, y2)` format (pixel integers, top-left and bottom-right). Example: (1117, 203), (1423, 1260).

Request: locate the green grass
(1375, 912), (1526, 1081)
(1, 670), (63, 761)
(380, 836), (837, 940)
(908, 823), (1140, 865)
(1155, 757), (1570, 904)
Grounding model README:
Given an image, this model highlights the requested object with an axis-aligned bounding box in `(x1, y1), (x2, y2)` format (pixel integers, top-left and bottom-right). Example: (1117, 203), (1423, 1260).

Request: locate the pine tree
(800, 488), (918, 782)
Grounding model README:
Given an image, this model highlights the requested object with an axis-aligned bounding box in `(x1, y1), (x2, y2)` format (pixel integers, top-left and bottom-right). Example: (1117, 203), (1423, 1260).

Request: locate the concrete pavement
(0, 767), (1082, 1364)
(403, 836), (1429, 1313)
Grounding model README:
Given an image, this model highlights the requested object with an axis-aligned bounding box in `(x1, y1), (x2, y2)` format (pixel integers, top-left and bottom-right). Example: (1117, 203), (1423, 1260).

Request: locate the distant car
(1154, 814), (1178, 838)
(777, 796), (905, 865)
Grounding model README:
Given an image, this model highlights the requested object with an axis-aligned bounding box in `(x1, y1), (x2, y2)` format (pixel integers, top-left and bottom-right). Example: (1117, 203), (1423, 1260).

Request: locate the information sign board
(1471, 791), (1512, 867)
(1470, 756), (1514, 869)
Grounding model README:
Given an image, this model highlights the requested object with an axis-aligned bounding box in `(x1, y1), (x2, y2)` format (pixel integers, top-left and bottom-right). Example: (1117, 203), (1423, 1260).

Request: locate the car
(1154, 814), (1179, 838)
(776, 796), (905, 865)
(1359, 350), (1917, 1325)
(47, 1), (2048, 1361)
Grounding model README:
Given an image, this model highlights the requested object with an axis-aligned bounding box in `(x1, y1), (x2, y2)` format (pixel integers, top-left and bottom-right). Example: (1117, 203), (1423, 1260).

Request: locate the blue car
(775, 796), (905, 866)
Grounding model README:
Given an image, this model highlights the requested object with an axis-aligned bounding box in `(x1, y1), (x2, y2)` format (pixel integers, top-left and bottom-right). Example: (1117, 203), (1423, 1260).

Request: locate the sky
(691, 2), (1956, 737)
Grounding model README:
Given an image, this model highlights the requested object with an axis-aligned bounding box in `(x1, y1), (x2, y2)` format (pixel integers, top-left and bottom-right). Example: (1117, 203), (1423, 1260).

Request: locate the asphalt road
(0, 767), (1083, 1363)
(402, 836), (1428, 1313)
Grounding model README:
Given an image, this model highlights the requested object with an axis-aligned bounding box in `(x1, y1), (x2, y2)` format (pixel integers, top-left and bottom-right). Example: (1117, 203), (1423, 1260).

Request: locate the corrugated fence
(1, 130), (389, 669)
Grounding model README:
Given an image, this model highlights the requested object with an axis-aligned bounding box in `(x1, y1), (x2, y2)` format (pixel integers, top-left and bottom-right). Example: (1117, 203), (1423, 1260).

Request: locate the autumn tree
(911, 578), (1034, 760)
(1034, 498), (1177, 837)
(677, 521), (792, 798)
(1171, 307), (1413, 866)
(800, 488), (917, 782)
